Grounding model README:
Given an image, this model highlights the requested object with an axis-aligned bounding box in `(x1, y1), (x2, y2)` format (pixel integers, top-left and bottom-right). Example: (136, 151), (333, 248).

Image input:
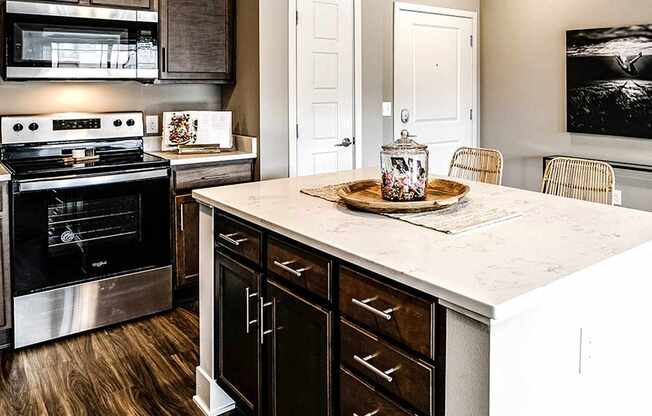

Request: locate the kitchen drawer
(340, 367), (413, 416)
(267, 236), (332, 301)
(174, 161), (253, 192)
(215, 213), (262, 266)
(339, 266), (435, 359)
(341, 319), (434, 415)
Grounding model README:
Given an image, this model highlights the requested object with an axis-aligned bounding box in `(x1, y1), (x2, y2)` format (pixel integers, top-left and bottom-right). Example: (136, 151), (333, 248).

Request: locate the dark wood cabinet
(264, 280), (332, 416)
(159, 0), (234, 81)
(213, 209), (442, 415)
(174, 194), (200, 288)
(171, 159), (255, 304)
(216, 253), (262, 415)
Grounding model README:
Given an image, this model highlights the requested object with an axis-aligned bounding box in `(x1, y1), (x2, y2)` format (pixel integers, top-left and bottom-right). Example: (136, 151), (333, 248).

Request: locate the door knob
(335, 138), (352, 147)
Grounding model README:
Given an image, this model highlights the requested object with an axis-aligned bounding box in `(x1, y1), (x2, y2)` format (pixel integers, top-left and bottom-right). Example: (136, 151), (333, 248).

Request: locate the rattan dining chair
(448, 147), (504, 185)
(541, 157), (615, 205)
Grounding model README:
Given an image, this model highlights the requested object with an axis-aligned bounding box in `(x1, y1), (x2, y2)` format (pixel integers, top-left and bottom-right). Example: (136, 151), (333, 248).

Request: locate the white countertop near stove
(193, 168), (652, 320)
(0, 163), (10, 182)
(146, 134), (257, 166)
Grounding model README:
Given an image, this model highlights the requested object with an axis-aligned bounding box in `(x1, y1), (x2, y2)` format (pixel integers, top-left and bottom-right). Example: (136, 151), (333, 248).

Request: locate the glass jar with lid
(380, 130), (429, 201)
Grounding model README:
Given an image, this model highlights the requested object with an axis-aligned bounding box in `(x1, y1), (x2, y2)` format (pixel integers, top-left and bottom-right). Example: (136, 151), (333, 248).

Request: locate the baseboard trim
(195, 366), (235, 416)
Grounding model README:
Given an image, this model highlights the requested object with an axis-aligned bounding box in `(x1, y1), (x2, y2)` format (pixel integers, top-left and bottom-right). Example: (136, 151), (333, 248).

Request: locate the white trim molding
(393, 2), (480, 149)
(194, 204), (235, 416)
(288, 0), (363, 177)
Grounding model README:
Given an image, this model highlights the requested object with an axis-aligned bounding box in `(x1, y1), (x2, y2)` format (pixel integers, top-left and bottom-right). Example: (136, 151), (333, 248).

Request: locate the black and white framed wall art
(567, 25), (652, 139)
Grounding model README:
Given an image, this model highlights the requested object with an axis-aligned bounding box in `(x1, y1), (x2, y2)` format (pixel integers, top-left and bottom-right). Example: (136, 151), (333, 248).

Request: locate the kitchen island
(192, 168), (652, 416)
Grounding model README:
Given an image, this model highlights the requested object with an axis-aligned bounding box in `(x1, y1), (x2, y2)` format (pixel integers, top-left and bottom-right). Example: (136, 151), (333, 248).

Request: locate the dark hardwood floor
(0, 305), (203, 416)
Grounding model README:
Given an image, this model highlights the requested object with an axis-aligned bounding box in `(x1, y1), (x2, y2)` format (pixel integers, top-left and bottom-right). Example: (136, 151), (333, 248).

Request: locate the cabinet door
(216, 253), (262, 415)
(175, 195), (200, 287)
(90, 0), (152, 9)
(159, 0), (234, 81)
(264, 280), (332, 416)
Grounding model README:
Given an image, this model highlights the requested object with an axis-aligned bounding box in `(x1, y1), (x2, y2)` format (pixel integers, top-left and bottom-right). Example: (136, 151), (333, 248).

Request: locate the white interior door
(394, 6), (476, 176)
(296, 0), (354, 176)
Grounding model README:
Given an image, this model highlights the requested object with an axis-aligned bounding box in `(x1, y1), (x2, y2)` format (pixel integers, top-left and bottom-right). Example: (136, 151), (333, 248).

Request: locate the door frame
(288, 0), (363, 177)
(393, 2), (480, 149)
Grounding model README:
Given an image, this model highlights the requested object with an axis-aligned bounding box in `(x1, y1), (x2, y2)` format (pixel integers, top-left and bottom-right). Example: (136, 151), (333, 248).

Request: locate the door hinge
(296, 10), (299, 25)
(470, 109), (473, 120)
(470, 35), (473, 47)
(296, 124), (299, 139)
(352, 137), (356, 145)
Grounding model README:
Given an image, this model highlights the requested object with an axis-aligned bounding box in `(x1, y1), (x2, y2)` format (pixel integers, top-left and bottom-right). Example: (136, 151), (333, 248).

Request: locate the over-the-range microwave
(1, 1), (158, 81)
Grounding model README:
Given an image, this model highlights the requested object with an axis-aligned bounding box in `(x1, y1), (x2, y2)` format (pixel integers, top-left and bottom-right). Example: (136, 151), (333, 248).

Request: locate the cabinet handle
(219, 232), (249, 246)
(351, 297), (397, 321)
(353, 353), (400, 383)
(353, 410), (380, 416)
(245, 287), (258, 334)
(161, 47), (166, 72)
(259, 296), (274, 345)
(180, 204), (184, 232)
(273, 260), (312, 277)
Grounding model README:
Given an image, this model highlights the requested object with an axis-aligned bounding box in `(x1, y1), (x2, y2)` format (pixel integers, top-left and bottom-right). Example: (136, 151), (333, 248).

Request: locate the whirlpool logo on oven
(92, 261), (109, 268)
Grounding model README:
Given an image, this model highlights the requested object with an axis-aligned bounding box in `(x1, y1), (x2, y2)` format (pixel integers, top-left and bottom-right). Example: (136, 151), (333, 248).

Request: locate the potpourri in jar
(380, 130), (429, 202)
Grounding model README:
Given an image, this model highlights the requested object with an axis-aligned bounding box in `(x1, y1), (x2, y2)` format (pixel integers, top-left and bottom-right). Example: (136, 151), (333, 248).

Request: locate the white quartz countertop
(193, 168), (652, 320)
(0, 163), (10, 182)
(147, 150), (256, 166)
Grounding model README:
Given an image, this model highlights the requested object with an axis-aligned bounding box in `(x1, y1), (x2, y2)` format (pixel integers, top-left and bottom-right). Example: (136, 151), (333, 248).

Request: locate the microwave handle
(17, 168), (169, 193)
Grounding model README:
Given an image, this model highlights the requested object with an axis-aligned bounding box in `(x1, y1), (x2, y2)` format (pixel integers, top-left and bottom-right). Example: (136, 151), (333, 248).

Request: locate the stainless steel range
(0, 112), (172, 348)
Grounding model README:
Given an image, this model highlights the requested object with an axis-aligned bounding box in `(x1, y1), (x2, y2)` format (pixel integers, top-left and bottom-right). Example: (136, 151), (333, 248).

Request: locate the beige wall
(223, 0), (260, 177)
(259, 0), (289, 180)
(481, 0), (652, 210)
(361, 0), (480, 167)
(0, 81), (221, 120)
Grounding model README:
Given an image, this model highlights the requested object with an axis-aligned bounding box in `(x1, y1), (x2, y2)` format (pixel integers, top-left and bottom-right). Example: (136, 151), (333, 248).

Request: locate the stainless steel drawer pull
(351, 297), (397, 321)
(273, 260), (311, 277)
(219, 232), (249, 246)
(353, 410), (380, 416)
(353, 353), (400, 383)
(245, 287), (258, 334)
(260, 297), (274, 345)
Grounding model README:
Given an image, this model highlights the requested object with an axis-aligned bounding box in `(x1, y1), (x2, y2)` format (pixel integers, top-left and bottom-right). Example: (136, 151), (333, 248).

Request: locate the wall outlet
(613, 189), (623, 206)
(145, 115), (159, 135)
(382, 102), (393, 117)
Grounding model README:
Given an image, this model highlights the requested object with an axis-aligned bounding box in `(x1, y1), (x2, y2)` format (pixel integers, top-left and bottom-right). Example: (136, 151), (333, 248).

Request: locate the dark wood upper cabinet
(159, 0), (234, 81)
(174, 195), (200, 288)
(264, 280), (332, 416)
(216, 253), (262, 415)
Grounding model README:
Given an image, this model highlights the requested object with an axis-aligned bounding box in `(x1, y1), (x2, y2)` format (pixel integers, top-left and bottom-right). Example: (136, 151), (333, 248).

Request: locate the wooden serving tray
(336, 179), (470, 214)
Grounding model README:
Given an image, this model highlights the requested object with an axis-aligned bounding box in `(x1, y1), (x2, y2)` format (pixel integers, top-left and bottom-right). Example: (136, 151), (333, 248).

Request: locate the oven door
(11, 168), (171, 296)
(3, 1), (158, 80)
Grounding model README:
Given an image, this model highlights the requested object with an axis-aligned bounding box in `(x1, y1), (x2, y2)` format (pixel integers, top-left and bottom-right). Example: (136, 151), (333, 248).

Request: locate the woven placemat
(301, 181), (522, 235)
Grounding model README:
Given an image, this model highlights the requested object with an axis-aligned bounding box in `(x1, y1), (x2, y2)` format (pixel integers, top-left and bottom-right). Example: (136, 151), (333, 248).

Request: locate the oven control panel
(0, 112), (144, 144)
(53, 118), (102, 131)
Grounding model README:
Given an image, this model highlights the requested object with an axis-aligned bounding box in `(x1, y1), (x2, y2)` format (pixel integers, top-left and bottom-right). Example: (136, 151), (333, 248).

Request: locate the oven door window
(12, 177), (170, 296)
(13, 21), (133, 69)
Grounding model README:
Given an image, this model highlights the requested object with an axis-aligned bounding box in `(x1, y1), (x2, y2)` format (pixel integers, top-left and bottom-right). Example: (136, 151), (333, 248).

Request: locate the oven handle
(17, 168), (169, 192)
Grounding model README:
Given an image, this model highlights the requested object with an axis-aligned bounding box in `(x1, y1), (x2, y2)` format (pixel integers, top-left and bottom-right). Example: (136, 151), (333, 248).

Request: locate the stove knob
(12, 123), (23, 132)
(126, 119), (135, 127)
(28, 122), (39, 132)
(113, 119), (123, 127)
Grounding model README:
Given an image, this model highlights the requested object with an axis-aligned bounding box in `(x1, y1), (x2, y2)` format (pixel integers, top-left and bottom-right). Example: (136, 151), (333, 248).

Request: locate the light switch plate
(145, 115), (159, 135)
(382, 102), (392, 117)
(613, 189), (622, 206)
